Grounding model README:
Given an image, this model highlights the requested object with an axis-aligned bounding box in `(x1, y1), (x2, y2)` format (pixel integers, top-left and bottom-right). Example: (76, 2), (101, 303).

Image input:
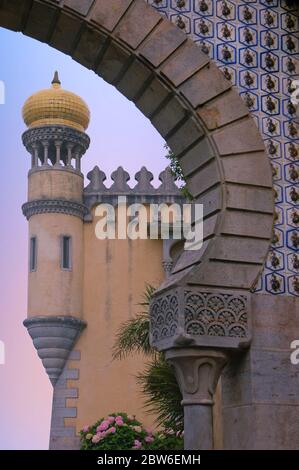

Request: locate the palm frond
(112, 284), (156, 360)
(113, 283), (184, 431)
(138, 284), (156, 309)
(112, 313), (152, 360)
(137, 355), (183, 432)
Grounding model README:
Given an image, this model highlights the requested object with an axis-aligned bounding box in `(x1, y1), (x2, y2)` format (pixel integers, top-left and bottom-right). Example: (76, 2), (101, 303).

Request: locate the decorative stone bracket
(150, 287), (251, 353)
(23, 316), (86, 386)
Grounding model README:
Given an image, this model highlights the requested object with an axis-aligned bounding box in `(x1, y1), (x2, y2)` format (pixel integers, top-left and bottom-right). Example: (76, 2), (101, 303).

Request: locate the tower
(21, 72), (90, 386)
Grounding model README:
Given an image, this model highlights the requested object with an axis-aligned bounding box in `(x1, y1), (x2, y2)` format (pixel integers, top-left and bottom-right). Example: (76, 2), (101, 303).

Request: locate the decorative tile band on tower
(22, 199), (89, 220)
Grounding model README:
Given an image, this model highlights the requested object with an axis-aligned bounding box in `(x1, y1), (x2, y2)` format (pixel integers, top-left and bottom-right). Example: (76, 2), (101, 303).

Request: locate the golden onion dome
(22, 72), (90, 132)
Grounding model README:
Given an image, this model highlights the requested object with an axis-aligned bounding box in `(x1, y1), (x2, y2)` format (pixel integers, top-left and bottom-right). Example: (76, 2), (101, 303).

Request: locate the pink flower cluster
(132, 426), (154, 449)
(84, 415), (127, 445)
(92, 425), (116, 444)
(82, 413), (159, 450)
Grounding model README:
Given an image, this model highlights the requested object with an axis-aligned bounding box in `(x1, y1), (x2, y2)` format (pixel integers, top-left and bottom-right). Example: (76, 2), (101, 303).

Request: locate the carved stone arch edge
(0, 0), (274, 303)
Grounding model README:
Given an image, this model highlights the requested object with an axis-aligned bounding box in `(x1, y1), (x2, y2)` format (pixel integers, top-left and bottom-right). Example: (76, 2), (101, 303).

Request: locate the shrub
(80, 412), (183, 450)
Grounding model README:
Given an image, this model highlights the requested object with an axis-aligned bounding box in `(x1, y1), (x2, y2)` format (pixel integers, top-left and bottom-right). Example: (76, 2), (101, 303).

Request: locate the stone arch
(0, 0), (274, 294)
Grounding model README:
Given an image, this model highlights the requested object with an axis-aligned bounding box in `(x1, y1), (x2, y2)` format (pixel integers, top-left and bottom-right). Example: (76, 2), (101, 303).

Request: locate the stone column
(54, 140), (62, 166)
(75, 150), (81, 172)
(42, 140), (49, 166)
(66, 143), (73, 168)
(166, 348), (228, 450)
(31, 143), (39, 168)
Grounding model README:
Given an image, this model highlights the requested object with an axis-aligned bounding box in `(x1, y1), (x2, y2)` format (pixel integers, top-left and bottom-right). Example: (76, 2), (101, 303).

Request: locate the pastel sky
(0, 27), (166, 449)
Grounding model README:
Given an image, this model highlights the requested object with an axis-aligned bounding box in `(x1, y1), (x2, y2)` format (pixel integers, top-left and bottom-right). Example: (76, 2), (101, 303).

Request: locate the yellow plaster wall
(28, 169), (83, 202)
(28, 213), (83, 318)
(69, 207), (165, 432)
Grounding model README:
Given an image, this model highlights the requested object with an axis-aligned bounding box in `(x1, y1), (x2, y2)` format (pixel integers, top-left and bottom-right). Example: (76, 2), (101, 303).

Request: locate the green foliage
(137, 356), (183, 432)
(80, 413), (183, 451)
(113, 284), (184, 434)
(164, 144), (193, 201)
(147, 432), (184, 451)
(112, 285), (155, 360)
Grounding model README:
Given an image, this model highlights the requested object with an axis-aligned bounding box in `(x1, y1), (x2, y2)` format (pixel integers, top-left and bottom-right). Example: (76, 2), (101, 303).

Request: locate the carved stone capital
(165, 348), (228, 406)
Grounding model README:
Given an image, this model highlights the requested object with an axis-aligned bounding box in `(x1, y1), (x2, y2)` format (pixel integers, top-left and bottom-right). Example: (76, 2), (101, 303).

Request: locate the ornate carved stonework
(22, 199), (88, 220)
(22, 125), (90, 154)
(150, 287), (251, 351)
(184, 291), (247, 339)
(150, 291), (179, 341)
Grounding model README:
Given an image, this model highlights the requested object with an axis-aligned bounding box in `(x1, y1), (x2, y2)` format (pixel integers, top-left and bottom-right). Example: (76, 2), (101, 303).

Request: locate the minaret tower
(21, 72), (90, 386)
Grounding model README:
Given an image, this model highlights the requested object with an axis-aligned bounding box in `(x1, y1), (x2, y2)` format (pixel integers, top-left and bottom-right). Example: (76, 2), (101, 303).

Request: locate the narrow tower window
(29, 237), (37, 272)
(61, 236), (72, 270)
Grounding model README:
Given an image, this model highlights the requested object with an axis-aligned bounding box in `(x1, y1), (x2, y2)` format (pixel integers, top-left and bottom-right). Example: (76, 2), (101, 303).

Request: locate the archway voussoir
(221, 152), (273, 188)
(72, 26), (107, 69)
(179, 62), (231, 109)
(24, 1), (57, 42)
(226, 184), (274, 214)
(160, 41), (210, 88)
(63, 0), (94, 17)
(171, 241), (210, 274)
(210, 237), (272, 265)
(221, 211), (274, 240)
(115, 59), (152, 101)
(89, 0), (135, 33)
(96, 41), (131, 85)
(0, 0), (32, 30)
(197, 89), (249, 131)
(113, 0), (161, 50)
(178, 137), (216, 177)
(49, 12), (83, 55)
(167, 117), (204, 157)
(138, 19), (186, 68)
(195, 185), (222, 219)
(190, 261), (264, 290)
(151, 96), (187, 138)
(185, 160), (219, 199)
(212, 118), (265, 156)
(135, 77), (171, 118)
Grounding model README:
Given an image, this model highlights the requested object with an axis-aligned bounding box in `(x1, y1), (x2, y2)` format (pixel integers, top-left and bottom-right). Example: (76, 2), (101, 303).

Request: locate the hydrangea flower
(132, 439), (142, 449)
(97, 420), (109, 432)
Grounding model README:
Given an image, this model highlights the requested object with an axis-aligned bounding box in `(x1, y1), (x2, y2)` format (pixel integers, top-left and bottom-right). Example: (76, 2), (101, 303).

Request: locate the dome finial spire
(51, 71), (61, 87)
